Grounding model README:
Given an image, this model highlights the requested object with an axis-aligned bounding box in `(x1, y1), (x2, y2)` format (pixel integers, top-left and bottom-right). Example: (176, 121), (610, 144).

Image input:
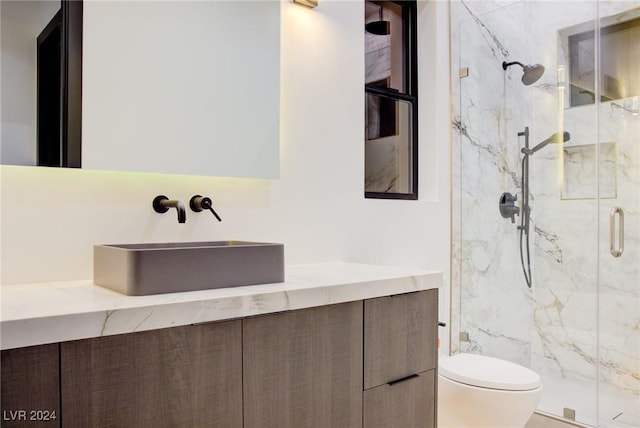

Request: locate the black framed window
(365, 0), (418, 200)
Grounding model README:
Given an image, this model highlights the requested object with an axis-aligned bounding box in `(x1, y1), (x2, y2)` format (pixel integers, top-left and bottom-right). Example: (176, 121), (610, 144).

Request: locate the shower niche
(559, 7), (640, 109)
(561, 142), (617, 200)
(556, 8), (636, 201)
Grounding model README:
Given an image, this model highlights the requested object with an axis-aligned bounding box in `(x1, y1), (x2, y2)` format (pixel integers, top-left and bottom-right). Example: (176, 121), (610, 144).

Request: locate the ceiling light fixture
(293, 0), (318, 8)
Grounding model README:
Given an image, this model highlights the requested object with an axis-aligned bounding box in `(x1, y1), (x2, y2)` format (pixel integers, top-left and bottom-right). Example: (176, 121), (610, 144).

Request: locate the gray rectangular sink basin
(94, 241), (284, 296)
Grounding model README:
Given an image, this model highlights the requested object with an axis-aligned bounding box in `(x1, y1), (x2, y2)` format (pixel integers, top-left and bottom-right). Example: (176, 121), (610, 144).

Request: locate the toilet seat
(439, 353), (541, 391)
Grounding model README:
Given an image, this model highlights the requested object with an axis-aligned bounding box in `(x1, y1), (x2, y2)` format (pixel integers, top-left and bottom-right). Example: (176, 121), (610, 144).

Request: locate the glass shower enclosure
(450, 1), (639, 426)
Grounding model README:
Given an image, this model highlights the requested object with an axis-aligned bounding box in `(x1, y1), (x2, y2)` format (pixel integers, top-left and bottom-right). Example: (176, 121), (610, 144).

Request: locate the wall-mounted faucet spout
(153, 195), (186, 223)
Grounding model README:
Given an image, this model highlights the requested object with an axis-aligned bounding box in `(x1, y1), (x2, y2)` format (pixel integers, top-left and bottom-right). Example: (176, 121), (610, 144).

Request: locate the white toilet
(438, 353), (542, 428)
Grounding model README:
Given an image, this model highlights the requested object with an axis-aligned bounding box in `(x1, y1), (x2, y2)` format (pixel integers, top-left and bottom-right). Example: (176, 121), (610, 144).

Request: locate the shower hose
(520, 153), (532, 289)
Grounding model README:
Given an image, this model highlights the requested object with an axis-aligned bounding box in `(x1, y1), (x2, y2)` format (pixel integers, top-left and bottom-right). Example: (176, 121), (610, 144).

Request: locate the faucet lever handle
(190, 195), (222, 222)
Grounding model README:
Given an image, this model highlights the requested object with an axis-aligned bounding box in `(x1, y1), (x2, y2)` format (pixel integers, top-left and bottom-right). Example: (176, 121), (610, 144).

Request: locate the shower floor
(538, 375), (639, 428)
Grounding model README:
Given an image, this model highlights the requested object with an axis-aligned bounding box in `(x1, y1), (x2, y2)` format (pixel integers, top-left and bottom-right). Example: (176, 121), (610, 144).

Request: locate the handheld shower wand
(500, 127), (571, 288)
(521, 132), (571, 155)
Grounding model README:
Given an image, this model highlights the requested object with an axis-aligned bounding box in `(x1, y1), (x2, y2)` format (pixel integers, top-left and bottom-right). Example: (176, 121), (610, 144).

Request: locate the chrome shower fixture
(502, 61), (545, 86)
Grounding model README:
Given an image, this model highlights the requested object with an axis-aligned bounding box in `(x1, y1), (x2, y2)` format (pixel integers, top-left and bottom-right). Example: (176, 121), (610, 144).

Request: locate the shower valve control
(499, 192), (520, 224)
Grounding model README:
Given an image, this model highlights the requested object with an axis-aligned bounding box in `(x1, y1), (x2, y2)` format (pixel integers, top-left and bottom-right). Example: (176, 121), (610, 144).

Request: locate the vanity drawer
(364, 289), (438, 389)
(363, 369), (436, 428)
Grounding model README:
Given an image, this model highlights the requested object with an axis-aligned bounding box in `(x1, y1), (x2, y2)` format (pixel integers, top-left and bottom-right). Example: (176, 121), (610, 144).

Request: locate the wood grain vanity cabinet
(1, 288), (439, 428)
(1, 344), (60, 428)
(60, 321), (242, 428)
(243, 302), (363, 428)
(243, 289), (438, 428)
(363, 289), (438, 428)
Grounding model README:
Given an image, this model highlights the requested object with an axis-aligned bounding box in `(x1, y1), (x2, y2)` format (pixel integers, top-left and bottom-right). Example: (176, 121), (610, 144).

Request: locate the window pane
(365, 1), (406, 93)
(365, 93), (414, 194)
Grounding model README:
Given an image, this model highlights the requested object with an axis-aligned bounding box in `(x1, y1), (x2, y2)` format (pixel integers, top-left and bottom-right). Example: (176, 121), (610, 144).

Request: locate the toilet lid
(439, 353), (541, 391)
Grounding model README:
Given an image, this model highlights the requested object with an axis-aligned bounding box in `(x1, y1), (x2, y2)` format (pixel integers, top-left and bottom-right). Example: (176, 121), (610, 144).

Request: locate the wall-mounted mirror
(1, 0), (280, 179)
(1, 0), (80, 167)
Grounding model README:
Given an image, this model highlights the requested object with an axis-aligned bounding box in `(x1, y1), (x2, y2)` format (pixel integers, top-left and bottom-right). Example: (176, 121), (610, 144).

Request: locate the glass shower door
(454, 0), (537, 368)
(596, 4), (640, 426)
(597, 103), (640, 428)
(532, 2), (601, 424)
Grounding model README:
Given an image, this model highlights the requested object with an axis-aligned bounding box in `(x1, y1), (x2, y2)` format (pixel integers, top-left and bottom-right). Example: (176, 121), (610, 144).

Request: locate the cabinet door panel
(364, 289), (438, 389)
(243, 302), (363, 428)
(61, 321), (242, 428)
(363, 369), (435, 428)
(1, 344), (60, 428)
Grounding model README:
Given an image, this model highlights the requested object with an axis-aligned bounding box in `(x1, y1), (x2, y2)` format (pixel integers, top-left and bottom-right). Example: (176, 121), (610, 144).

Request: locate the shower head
(365, 3), (390, 35)
(521, 131), (570, 155)
(521, 64), (545, 85)
(366, 20), (390, 35)
(502, 61), (545, 86)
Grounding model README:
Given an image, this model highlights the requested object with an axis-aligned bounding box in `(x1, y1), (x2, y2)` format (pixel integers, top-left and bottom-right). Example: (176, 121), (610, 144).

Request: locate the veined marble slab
(0, 262), (442, 350)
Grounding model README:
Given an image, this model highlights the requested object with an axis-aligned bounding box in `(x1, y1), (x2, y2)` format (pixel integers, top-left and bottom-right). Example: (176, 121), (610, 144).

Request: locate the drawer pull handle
(388, 373), (420, 386)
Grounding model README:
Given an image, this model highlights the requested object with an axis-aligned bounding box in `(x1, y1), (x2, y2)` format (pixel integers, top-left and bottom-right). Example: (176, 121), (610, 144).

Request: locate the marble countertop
(1, 262), (442, 350)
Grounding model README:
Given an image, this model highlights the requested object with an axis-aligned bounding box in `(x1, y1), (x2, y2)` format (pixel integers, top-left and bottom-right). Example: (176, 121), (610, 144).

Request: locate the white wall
(1, 1), (451, 343)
